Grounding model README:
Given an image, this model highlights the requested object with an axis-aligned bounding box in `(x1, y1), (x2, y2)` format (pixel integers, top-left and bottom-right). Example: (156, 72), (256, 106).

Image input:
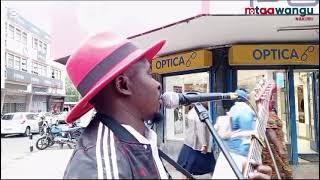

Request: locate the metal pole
(29, 133), (33, 152)
(194, 102), (244, 179)
(263, 132), (281, 179)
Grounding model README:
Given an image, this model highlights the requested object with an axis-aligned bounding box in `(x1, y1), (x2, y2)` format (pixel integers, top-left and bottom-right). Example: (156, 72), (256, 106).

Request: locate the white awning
(129, 14), (319, 56)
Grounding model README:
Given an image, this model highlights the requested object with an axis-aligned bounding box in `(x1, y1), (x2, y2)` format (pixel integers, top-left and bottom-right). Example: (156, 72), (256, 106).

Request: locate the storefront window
(164, 72), (210, 140)
(237, 70), (291, 145)
(293, 70), (319, 157)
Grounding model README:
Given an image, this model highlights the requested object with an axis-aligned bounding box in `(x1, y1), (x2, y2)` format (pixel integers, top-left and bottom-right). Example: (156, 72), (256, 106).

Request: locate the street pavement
(1, 134), (74, 179)
(292, 163), (319, 179)
(2, 148), (73, 179)
(2, 134), (41, 171)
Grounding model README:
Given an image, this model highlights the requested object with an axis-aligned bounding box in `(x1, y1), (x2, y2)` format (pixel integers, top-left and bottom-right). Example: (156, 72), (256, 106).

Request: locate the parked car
(1, 112), (40, 137)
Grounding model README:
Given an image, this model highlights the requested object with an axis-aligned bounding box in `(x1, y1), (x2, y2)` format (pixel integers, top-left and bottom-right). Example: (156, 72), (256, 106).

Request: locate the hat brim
(66, 39), (166, 123)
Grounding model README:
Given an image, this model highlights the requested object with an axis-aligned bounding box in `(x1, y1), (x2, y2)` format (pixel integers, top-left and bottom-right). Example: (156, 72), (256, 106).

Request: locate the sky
(2, 1), (202, 59)
(2, 1), (202, 37)
(2, 1), (319, 59)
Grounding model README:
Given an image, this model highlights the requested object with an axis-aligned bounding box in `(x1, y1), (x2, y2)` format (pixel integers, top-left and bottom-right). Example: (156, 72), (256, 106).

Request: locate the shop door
(310, 72), (319, 152)
(293, 70), (319, 162)
(163, 72), (210, 141)
(237, 70), (292, 161)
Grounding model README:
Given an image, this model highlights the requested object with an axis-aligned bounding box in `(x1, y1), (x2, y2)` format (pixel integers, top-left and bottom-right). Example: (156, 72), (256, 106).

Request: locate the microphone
(161, 92), (240, 109)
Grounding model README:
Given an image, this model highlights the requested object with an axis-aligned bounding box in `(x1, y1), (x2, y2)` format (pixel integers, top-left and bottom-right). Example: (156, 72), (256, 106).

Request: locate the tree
(65, 76), (81, 102)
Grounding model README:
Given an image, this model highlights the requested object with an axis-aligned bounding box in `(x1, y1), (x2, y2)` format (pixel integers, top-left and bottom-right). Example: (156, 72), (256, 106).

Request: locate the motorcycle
(36, 123), (83, 150)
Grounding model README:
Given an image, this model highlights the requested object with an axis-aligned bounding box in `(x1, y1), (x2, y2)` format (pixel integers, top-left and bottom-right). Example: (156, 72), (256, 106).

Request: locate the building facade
(1, 7), (65, 114)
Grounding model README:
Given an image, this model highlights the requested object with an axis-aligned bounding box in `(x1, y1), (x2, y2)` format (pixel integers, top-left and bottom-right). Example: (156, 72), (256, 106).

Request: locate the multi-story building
(1, 7), (66, 114)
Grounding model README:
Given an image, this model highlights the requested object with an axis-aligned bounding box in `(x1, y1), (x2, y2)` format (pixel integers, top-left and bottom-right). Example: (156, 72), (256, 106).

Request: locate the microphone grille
(161, 92), (180, 109)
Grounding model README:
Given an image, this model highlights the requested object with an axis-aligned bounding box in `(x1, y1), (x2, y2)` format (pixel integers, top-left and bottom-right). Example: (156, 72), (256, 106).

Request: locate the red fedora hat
(64, 32), (166, 123)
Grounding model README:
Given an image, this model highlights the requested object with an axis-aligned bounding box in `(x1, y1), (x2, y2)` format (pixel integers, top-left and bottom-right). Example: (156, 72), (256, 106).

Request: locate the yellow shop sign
(229, 45), (319, 65)
(152, 50), (212, 74)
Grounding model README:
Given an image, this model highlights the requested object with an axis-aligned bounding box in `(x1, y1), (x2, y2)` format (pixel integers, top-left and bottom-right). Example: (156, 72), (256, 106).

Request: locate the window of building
(6, 53), (28, 72)
(32, 62), (47, 76)
(14, 56), (21, 70)
(40, 64), (47, 77)
(5, 22), (7, 36)
(33, 38), (38, 49)
(39, 41), (43, 51)
(22, 32), (27, 45)
(38, 64), (43, 75)
(51, 68), (61, 79)
(32, 62), (39, 75)
(15, 28), (21, 42)
(43, 43), (47, 54)
(21, 58), (27, 72)
(43, 66), (47, 77)
(51, 69), (55, 79)
(8, 25), (14, 39)
(6, 53), (14, 68)
(39, 65), (44, 76)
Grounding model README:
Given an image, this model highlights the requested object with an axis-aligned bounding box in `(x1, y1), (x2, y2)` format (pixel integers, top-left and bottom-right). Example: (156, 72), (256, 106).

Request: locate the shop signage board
(152, 49), (212, 74)
(229, 44), (319, 65)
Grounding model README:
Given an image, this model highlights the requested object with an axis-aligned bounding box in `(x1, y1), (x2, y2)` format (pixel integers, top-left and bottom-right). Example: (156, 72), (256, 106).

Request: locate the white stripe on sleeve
(110, 131), (119, 179)
(96, 122), (104, 179)
(103, 127), (112, 178)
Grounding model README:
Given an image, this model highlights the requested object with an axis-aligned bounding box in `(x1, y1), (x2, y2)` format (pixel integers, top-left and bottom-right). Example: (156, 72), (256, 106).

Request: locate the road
(1, 133), (71, 170)
(1, 134), (318, 179)
(1, 133), (74, 179)
(2, 134), (38, 169)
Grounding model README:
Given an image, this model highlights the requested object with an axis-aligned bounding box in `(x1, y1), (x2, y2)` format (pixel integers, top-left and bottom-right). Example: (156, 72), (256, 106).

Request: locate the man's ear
(113, 74), (132, 96)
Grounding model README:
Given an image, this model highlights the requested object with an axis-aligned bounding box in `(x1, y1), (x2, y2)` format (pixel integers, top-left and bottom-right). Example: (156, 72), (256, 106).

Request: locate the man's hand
(243, 160), (272, 179)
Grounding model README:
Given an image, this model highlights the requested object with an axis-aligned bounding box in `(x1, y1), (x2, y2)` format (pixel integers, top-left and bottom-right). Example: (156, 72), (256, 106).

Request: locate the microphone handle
(179, 92), (238, 105)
